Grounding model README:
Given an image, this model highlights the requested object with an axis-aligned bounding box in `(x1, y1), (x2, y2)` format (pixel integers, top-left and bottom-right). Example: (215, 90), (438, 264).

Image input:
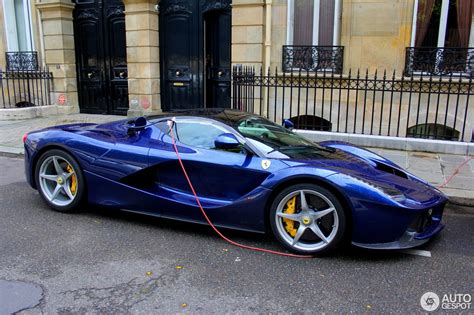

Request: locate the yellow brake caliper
(66, 165), (77, 195)
(283, 197), (297, 237)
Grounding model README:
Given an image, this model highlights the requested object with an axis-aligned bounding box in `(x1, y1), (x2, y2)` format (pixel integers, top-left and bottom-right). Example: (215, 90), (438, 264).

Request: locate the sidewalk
(0, 114), (473, 206)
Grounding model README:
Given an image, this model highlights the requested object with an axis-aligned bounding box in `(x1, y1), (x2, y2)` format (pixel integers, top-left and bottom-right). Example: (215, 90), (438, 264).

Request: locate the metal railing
(232, 66), (474, 142)
(282, 46), (344, 74)
(6, 51), (39, 71)
(1, 67), (53, 108)
(404, 47), (474, 77)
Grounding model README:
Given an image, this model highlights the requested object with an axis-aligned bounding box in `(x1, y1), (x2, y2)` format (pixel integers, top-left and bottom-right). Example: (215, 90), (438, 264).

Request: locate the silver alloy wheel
(275, 189), (339, 251)
(38, 156), (77, 207)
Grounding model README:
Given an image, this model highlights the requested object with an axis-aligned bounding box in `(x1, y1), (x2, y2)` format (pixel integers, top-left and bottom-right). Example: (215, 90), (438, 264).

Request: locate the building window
(407, 123), (460, 141)
(3, 0), (37, 71)
(289, 115), (332, 131)
(405, 0), (474, 76)
(283, 0), (343, 73)
(287, 0), (341, 46)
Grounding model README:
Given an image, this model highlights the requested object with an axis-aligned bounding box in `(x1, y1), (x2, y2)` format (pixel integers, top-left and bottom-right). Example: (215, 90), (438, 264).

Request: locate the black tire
(35, 149), (85, 213)
(269, 183), (346, 255)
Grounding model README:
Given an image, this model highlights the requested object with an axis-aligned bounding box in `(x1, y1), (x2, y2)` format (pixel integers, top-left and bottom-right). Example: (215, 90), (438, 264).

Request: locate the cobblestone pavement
(0, 114), (473, 204)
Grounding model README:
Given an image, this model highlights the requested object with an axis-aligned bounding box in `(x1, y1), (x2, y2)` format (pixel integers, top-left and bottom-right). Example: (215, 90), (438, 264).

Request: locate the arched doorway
(73, 0), (128, 115)
(159, 0), (231, 111)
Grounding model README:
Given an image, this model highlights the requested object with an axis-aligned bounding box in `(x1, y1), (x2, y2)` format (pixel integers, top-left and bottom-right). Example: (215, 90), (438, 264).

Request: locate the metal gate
(73, 0), (128, 115)
(159, 0), (231, 111)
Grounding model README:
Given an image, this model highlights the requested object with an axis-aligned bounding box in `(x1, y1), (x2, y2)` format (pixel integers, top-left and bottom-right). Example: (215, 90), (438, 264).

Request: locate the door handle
(119, 71), (127, 79)
(218, 70), (224, 77)
(87, 72), (94, 79)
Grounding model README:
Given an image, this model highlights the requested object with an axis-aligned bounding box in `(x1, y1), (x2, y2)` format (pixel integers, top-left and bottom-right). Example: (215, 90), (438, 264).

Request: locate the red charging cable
(167, 120), (314, 258)
(437, 156), (474, 189)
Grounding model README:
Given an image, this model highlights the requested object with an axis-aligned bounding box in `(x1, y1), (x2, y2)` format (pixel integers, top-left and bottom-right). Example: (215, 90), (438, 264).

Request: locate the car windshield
(236, 116), (333, 159)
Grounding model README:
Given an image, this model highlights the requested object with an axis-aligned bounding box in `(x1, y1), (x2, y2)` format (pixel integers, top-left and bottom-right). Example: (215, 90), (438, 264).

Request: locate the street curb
(445, 202), (474, 215)
(0, 146), (24, 158)
(444, 194), (474, 208)
(0, 151), (23, 158)
(449, 198), (474, 208)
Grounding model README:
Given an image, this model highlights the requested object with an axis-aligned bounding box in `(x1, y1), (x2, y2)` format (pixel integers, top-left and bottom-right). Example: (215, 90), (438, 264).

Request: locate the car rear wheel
(35, 149), (85, 213)
(270, 184), (346, 255)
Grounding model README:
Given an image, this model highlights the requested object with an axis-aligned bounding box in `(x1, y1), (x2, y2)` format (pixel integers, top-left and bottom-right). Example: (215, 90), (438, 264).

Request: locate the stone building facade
(0, 0), (473, 127)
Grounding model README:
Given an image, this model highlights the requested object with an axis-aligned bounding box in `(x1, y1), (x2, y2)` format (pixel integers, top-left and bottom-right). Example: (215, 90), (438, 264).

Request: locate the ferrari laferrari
(24, 109), (447, 254)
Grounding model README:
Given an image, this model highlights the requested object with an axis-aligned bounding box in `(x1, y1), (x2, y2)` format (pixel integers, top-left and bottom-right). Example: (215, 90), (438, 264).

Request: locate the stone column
(36, 0), (78, 113)
(123, 0), (160, 117)
(232, 0), (265, 69)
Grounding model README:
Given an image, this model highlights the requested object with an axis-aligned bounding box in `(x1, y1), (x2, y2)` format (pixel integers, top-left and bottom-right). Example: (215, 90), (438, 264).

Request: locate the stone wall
(341, 0), (413, 72)
(232, 0), (265, 68)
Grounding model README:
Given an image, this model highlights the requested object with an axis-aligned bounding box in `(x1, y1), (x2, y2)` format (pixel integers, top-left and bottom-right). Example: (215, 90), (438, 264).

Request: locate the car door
(77, 122), (155, 213)
(147, 117), (281, 226)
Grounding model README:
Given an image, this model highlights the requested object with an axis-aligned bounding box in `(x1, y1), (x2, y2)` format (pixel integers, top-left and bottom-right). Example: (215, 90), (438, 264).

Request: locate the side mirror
(282, 119), (294, 130)
(127, 116), (148, 135)
(215, 133), (241, 150)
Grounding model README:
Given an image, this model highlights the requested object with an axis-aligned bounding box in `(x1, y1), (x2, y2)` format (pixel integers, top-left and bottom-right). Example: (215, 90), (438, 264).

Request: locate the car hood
(282, 141), (444, 204)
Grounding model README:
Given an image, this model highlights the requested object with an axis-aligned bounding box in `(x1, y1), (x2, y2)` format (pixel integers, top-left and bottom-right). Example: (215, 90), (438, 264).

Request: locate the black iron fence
(1, 67), (53, 108)
(404, 47), (474, 77)
(282, 46), (344, 74)
(232, 66), (474, 142)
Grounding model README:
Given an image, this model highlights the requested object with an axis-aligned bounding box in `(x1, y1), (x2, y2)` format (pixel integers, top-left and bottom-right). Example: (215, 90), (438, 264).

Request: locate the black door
(159, 0), (231, 111)
(73, 0), (128, 115)
(204, 9), (231, 108)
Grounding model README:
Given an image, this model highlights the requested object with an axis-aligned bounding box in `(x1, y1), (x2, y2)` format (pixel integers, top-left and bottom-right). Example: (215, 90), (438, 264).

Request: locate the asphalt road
(0, 156), (473, 314)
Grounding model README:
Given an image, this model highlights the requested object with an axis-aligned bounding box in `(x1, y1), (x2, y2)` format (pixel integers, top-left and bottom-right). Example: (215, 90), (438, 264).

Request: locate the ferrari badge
(261, 160), (271, 170)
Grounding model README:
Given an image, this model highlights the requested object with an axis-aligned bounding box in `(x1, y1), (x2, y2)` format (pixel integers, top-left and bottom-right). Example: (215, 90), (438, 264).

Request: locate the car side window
(155, 118), (233, 151)
(174, 121), (226, 149)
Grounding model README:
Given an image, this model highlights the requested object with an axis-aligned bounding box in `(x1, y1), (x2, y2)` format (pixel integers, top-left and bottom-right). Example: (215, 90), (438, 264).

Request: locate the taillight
(22, 133), (28, 143)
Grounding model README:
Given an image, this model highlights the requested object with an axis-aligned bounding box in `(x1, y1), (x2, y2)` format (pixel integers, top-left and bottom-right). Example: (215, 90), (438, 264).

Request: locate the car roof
(146, 108), (255, 126)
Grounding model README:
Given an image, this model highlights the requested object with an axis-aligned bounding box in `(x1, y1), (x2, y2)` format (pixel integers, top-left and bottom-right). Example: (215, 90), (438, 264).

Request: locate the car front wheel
(270, 184), (346, 255)
(35, 149), (85, 212)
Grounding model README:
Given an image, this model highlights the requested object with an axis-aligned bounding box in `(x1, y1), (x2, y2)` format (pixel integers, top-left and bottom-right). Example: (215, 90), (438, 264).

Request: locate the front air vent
(375, 162), (408, 179)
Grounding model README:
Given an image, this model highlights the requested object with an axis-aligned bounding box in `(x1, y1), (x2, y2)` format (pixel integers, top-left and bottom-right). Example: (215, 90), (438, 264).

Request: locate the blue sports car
(24, 109), (446, 255)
